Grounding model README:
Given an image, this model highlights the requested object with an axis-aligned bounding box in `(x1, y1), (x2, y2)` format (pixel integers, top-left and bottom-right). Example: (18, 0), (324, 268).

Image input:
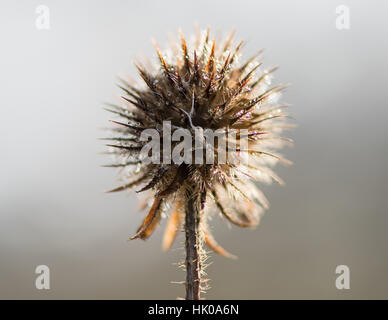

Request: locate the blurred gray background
(0, 0), (387, 299)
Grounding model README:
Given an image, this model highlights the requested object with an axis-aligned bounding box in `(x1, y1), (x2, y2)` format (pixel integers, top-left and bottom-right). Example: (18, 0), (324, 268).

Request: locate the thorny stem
(185, 189), (201, 300)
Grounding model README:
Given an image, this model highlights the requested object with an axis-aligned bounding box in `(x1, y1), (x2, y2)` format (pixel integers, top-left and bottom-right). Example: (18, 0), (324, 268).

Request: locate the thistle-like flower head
(104, 28), (291, 257)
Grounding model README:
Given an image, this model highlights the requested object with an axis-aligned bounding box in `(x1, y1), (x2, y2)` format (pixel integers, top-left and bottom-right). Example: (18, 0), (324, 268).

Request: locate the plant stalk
(184, 191), (201, 300)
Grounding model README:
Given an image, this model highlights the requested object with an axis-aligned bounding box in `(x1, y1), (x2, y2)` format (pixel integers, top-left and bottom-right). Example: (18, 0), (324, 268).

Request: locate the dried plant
(103, 27), (292, 300)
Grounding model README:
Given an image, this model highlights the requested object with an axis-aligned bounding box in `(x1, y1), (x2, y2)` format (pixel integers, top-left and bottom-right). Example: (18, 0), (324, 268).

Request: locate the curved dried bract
(204, 227), (237, 260)
(162, 201), (183, 251)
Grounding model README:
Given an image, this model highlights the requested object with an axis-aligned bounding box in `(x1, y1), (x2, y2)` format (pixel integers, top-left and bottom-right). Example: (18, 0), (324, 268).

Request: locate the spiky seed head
(103, 28), (292, 257)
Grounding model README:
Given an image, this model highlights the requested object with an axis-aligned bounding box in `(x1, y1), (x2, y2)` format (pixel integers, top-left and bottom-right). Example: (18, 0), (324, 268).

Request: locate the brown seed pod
(103, 27), (292, 299)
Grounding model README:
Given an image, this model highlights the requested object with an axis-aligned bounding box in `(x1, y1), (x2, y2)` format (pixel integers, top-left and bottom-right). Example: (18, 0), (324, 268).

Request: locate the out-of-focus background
(0, 0), (387, 299)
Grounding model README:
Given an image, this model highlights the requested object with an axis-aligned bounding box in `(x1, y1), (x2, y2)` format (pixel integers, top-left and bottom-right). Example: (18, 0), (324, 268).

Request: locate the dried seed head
(103, 28), (292, 257)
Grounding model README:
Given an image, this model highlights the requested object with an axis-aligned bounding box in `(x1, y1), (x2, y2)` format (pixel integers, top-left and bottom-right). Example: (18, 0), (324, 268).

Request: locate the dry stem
(184, 189), (201, 300)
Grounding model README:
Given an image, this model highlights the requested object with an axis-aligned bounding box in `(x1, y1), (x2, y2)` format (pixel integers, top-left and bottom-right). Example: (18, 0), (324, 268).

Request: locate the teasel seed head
(103, 27), (292, 296)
